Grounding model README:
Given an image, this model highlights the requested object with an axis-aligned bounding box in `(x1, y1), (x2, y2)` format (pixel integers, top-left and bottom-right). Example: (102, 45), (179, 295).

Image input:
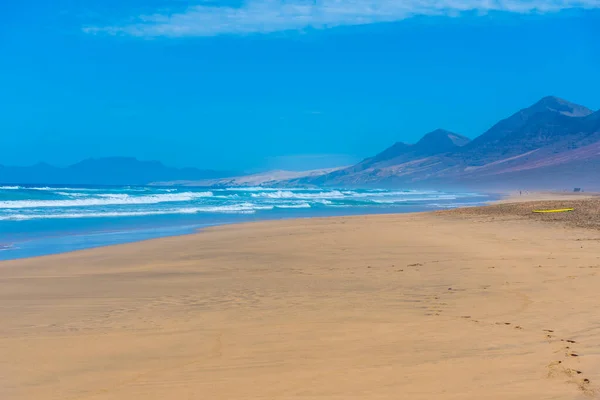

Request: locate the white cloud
(84, 0), (600, 37)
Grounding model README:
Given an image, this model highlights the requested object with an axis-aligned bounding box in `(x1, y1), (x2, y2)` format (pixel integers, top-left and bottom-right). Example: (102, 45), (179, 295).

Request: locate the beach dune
(2, 207), (600, 399)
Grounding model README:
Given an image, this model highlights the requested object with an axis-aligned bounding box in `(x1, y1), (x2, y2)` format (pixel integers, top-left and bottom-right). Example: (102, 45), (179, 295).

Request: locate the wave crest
(0, 191), (213, 209)
(251, 190), (345, 199)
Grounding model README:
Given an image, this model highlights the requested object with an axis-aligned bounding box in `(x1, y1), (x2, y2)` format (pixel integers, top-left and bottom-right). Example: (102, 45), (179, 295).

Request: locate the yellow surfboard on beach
(532, 208), (574, 213)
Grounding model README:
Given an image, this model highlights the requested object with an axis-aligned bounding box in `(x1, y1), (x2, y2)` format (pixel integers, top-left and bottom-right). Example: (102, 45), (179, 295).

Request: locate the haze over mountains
(2, 96), (599, 189)
(288, 96), (600, 190)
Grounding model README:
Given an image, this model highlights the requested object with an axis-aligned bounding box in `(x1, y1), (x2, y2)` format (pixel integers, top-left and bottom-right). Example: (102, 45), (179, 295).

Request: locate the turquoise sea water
(0, 185), (493, 260)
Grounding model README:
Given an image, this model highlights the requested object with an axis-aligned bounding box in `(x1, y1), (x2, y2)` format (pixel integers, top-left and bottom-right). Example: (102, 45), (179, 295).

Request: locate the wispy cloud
(84, 0), (600, 37)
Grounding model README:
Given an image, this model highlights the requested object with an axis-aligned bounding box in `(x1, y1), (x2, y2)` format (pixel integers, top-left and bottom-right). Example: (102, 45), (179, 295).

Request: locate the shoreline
(0, 192), (498, 262)
(0, 223), (209, 263)
(0, 189), (594, 264)
(2, 189), (592, 263)
(3, 195), (600, 399)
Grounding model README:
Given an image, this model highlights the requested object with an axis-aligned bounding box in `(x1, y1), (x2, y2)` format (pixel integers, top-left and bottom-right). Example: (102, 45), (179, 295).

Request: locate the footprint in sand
(578, 379), (595, 396)
(545, 331), (598, 395)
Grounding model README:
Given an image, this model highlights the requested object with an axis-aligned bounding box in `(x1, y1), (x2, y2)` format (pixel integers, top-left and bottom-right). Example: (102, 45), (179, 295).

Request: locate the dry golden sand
(3, 199), (600, 399)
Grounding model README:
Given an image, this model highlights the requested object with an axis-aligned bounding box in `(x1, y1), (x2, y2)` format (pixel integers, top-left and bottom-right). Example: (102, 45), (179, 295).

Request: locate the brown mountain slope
(289, 97), (600, 189)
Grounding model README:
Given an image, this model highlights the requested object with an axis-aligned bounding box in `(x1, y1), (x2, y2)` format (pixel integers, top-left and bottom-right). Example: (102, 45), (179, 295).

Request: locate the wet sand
(2, 199), (600, 399)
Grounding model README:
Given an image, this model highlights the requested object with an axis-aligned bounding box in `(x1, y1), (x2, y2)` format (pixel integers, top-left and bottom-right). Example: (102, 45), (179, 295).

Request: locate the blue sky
(1, 1), (599, 172)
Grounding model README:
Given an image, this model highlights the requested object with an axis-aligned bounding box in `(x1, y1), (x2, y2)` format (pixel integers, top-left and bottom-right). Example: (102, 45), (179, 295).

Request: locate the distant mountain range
(0, 157), (235, 185)
(3, 96), (599, 190)
(287, 96), (600, 190)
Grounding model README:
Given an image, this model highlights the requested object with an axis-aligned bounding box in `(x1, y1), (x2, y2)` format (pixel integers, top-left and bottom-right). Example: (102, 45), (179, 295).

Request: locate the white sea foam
(0, 186), (490, 223)
(318, 199), (333, 205)
(248, 189), (468, 201)
(56, 192), (90, 197)
(212, 193), (240, 199)
(340, 190), (437, 198)
(0, 202), (275, 220)
(29, 187), (100, 191)
(0, 209), (197, 220)
(0, 191), (213, 209)
(222, 187), (313, 192)
(199, 203), (273, 213)
(275, 202), (311, 209)
(251, 190), (346, 199)
(97, 193), (131, 199)
(371, 195), (458, 204)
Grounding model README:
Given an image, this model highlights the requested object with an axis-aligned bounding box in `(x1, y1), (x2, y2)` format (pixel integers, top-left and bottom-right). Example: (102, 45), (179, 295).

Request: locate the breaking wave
(0, 185), (493, 261)
(0, 186), (489, 222)
(0, 202), (277, 220)
(251, 190), (345, 199)
(0, 192), (213, 209)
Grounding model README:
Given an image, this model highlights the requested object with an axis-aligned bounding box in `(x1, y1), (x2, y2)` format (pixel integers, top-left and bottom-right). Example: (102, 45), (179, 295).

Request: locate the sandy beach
(2, 198), (600, 400)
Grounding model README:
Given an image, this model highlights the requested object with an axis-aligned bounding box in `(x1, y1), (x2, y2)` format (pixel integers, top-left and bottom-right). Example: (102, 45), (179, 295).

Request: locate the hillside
(289, 96), (600, 190)
(302, 129), (470, 187)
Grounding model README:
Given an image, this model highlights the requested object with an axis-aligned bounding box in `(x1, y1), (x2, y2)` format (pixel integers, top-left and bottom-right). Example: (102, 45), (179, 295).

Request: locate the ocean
(0, 185), (492, 260)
